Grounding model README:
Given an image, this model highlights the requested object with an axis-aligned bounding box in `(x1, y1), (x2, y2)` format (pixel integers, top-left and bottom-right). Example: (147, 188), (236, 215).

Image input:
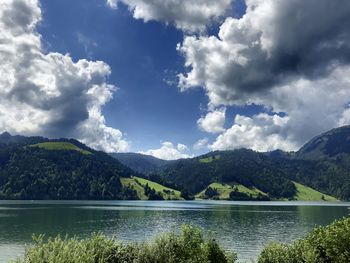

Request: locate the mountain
(147, 126), (350, 201)
(0, 132), (37, 144)
(296, 125), (350, 160)
(154, 149), (296, 200)
(110, 152), (169, 174)
(267, 126), (350, 200)
(0, 133), (140, 200)
(2, 125), (350, 201)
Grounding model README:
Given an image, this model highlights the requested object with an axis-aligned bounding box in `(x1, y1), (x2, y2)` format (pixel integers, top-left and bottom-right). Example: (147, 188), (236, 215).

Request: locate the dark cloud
(179, 0), (350, 103)
(179, 0), (350, 151)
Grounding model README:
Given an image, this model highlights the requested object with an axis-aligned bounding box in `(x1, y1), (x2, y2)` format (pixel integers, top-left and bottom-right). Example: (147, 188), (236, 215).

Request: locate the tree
(181, 189), (194, 200)
(204, 187), (218, 199)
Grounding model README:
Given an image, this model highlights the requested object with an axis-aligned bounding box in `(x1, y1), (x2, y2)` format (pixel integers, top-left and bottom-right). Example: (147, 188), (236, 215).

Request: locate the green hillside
(121, 177), (148, 200)
(0, 137), (138, 200)
(199, 155), (221, 163)
(293, 182), (337, 201)
(196, 181), (337, 201)
(196, 183), (232, 199)
(121, 176), (183, 200)
(30, 142), (91, 155)
(196, 182), (269, 200)
(158, 149), (297, 199)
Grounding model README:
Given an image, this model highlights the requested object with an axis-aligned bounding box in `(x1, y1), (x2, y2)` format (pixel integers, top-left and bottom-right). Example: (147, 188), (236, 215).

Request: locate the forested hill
(296, 125), (350, 160)
(110, 152), (170, 174)
(155, 150), (297, 200)
(274, 125), (350, 200)
(140, 126), (350, 201)
(0, 133), (139, 200)
(2, 125), (350, 201)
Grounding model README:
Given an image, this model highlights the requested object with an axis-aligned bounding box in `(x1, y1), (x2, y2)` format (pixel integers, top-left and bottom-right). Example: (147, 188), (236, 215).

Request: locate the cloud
(177, 143), (188, 152)
(210, 114), (296, 152)
(0, 0), (128, 152)
(178, 0), (350, 151)
(140, 141), (191, 160)
(106, 0), (233, 32)
(193, 138), (209, 151)
(179, 0), (350, 104)
(197, 108), (226, 133)
(209, 66), (350, 151)
(106, 0), (118, 9)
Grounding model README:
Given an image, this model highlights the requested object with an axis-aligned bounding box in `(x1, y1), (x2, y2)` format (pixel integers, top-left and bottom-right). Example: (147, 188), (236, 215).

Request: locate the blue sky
(37, 0), (248, 154)
(1, 0), (350, 159)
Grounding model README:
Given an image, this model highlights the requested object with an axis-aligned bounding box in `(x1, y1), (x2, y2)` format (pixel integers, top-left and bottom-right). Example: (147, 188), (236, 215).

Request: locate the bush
(14, 225), (237, 263)
(180, 189), (194, 200)
(14, 217), (350, 262)
(258, 217), (350, 263)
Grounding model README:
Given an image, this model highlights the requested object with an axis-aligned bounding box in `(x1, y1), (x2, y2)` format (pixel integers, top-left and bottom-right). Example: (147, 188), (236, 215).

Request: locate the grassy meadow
(121, 176), (183, 200)
(30, 142), (91, 155)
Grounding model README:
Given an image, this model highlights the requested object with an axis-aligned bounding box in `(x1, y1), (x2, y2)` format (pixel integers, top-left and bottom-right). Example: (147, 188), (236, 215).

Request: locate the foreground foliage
(14, 225), (237, 263)
(14, 217), (350, 263)
(258, 217), (350, 263)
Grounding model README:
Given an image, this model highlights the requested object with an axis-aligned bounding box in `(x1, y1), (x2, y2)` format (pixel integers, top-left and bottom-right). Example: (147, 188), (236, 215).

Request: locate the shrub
(14, 225), (237, 263)
(258, 217), (350, 263)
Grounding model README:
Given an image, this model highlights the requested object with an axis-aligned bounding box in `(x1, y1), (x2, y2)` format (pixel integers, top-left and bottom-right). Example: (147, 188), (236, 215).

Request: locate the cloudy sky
(1, 0), (350, 160)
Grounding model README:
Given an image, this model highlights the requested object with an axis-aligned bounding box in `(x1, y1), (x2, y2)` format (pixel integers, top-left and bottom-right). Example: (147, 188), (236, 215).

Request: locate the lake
(0, 200), (349, 262)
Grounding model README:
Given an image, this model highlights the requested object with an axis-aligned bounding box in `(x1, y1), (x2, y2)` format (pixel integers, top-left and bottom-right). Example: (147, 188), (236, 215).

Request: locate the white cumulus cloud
(193, 138), (209, 151)
(106, 0), (118, 9)
(197, 108), (226, 133)
(140, 141), (191, 160)
(178, 0), (350, 151)
(210, 114), (297, 152)
(0, 0), (128, 152)
(106, 0), (233, 32)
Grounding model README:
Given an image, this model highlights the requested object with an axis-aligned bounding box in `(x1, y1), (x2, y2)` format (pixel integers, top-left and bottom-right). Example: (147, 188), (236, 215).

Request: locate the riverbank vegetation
(258, 217), (350, 262)
(12, 225), (237, 263)
(13, 217), (350, 263)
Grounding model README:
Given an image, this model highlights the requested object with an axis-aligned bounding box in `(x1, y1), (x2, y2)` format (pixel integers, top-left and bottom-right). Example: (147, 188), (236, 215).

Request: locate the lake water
(0, 200), (349, 262)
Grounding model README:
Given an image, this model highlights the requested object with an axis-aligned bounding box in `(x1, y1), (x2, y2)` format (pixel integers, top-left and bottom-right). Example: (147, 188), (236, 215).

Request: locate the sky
(1, 0), (350, 160)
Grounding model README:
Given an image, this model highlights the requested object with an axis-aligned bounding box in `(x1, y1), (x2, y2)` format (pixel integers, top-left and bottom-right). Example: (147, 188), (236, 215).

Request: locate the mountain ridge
(111, 126), (350, 200)
(2, 125), (350, 201)
(0, 133), (140, 200)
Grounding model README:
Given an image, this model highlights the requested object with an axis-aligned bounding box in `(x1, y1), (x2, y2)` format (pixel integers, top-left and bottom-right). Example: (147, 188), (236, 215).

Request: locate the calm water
(0, 201), (349, 262)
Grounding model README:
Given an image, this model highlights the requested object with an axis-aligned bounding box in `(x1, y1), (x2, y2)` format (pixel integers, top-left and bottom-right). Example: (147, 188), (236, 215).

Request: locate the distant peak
(0, 131), (11, 137)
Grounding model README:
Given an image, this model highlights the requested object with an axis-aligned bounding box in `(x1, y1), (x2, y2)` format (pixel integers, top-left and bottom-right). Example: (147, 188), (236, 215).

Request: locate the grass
(293, 182), (338, 201)
(196, 182), (268, 200)
(235, 184), (267, 197)
(199, 155), (221, 163)
(122, 176), (183, 200)
(30, 142), (91, 155)
(196, 183), (233, 199)
(120, 177), (148, 200)
(197, 181), (338, 201)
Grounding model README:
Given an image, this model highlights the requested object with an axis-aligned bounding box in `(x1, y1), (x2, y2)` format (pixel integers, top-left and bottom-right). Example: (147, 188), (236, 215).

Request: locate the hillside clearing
(293, 182), (338, 201)
(196, 182), (268, 200)
(122, 176), (182, 200)
(30, 142), (91, 155)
